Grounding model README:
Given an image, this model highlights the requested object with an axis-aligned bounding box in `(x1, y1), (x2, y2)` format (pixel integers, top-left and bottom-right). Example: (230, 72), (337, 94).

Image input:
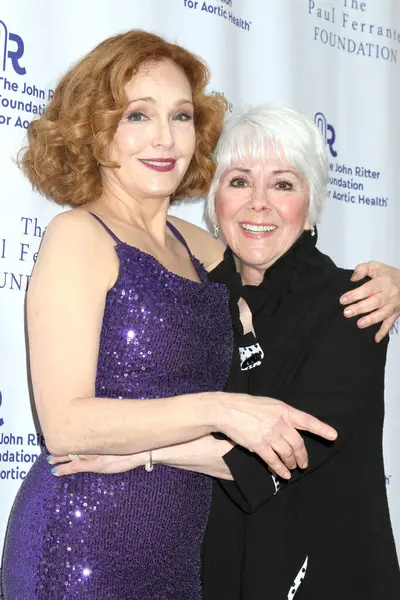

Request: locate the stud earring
(213, 225), (220, 239)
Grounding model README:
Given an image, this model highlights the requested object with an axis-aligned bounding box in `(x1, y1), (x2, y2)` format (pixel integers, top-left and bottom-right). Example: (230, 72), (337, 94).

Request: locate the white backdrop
(0, 0), (399, 567)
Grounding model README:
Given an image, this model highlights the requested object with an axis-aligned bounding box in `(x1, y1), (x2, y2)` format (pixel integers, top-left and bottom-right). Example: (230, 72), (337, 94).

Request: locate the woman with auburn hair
(1, 30), (339, 600)
(1, 29), (399, 600)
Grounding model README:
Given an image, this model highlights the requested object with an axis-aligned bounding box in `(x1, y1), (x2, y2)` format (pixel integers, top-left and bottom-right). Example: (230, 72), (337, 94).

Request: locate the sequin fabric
(2, 220), (233, 600)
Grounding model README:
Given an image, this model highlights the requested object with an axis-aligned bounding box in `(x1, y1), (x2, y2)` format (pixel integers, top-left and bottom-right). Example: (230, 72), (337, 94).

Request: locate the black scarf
(208, 230), (341, 396)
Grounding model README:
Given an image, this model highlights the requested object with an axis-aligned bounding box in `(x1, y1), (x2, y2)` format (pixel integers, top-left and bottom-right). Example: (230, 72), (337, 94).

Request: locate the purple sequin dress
(2, 215), (233, 600)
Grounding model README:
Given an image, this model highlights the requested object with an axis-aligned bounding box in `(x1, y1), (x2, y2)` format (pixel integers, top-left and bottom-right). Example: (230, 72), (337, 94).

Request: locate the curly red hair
(20, 30), (227, 206)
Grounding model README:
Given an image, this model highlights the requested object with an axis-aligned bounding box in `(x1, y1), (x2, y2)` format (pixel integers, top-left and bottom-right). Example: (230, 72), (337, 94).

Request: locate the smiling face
(215, 156), (310, 285)
(103, 59), (196, 202)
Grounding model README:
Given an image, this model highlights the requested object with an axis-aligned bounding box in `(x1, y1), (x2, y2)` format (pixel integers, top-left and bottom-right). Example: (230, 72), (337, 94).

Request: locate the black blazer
(203, 232), (399, 600)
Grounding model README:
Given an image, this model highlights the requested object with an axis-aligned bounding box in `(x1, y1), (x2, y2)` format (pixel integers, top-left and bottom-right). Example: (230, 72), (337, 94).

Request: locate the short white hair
(206, 103), (329, 226)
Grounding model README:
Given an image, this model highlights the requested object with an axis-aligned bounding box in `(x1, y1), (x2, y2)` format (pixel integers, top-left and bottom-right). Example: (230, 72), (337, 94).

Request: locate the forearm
(44, 393), (222, 456)
(141, 435), (235, 480)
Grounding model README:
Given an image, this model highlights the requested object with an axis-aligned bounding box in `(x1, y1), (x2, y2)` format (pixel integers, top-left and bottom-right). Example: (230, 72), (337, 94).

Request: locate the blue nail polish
(47, 455), (52, 462)
(51, 466), (57, 474)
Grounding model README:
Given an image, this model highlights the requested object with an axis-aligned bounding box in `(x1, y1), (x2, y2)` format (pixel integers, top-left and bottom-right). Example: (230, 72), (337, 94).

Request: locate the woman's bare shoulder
(168, 216), (225, 271)
(32, 208), (118, 289)
(40, 208), (121, 258)
(44, 208), (104, 238)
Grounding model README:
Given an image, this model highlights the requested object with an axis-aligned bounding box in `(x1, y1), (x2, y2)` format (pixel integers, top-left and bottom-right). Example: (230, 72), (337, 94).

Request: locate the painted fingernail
(344, 308), (353, 317)
(47, 455), (52, 462)
(51, 466), (57, 475)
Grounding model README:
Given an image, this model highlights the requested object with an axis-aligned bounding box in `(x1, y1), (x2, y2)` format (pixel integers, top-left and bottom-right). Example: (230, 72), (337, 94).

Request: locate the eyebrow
(128, 96), (194, 106)
(271, 169), (298, 176)
(228, 167), (300, 178)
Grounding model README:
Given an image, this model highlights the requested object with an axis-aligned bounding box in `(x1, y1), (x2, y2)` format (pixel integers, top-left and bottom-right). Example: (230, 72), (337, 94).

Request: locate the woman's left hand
(340, 262), (400, 342)
(48, 453), (143, 476)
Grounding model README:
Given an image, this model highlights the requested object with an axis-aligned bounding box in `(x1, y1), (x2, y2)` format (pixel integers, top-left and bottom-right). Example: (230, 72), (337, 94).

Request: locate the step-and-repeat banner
(0, 0), (399, 560)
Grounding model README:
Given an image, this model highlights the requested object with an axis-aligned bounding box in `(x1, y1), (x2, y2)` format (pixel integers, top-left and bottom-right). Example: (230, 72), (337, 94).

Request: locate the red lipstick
(139, 158), (176, 172)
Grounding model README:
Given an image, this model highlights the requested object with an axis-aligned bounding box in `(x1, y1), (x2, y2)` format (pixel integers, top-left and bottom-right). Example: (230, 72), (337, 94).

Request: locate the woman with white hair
(201, 103), (400, 599)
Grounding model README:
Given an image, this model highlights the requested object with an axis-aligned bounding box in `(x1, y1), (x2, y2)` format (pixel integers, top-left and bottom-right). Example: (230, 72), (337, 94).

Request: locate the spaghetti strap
(167, 220), (193, 257)
(89, 213), (195, 262)
(88, 212), (122, 244)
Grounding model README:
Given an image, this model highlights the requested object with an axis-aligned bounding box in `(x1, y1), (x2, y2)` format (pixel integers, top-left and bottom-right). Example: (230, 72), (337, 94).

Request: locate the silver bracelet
(145, 450), (154, 472)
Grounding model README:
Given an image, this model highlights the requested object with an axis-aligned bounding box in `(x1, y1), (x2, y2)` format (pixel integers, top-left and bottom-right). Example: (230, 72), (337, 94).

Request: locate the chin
(241, 248), (270, 263)
(141, 186), (178, 198)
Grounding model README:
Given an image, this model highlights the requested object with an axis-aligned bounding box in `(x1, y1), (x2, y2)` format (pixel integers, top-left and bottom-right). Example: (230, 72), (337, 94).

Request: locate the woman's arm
(32, 210), (335, 471)
(171, 217), (400, 337)
(50, 435), (235, 480)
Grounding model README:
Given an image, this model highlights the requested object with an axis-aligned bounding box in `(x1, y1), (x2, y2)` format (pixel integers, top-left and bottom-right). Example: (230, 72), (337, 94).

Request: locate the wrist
(196, 391), (228, 433)
(210, 392), (244, 435)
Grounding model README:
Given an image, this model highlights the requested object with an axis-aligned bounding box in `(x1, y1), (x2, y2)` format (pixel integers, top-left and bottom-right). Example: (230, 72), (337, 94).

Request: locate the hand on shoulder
(340, 261), (400, 342)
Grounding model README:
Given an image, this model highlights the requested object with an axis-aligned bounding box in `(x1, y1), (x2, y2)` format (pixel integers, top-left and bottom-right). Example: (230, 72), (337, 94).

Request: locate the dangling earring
(306, 220), (315, 236)
(213, 224), (220, 239)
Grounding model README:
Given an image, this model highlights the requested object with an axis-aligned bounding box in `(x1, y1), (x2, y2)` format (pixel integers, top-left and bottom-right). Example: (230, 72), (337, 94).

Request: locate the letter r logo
(326, 123), (337, 158)
(0, 21), (26, 75)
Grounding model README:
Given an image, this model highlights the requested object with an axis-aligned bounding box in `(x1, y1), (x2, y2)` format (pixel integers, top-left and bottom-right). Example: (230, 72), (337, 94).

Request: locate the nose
(248, 186), (272, 212)
(152, 116), (174, 150)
